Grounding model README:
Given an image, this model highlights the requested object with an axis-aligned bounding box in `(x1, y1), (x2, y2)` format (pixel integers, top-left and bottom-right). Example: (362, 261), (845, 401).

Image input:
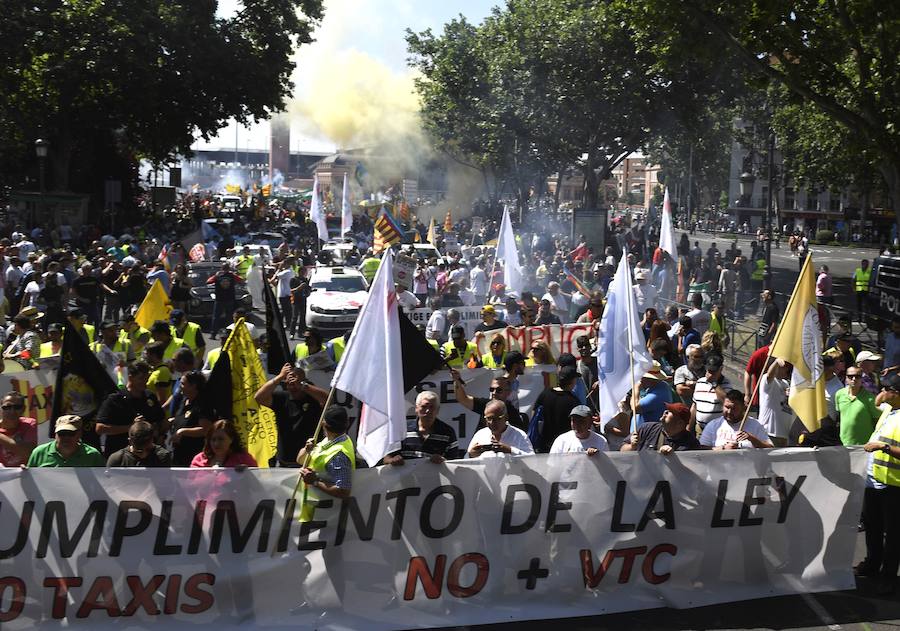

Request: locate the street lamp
(739, 171), (756, 205)
(34, 138), (49, 229)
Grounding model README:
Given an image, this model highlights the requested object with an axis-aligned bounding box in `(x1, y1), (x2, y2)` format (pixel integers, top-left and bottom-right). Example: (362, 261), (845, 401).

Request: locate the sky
(194, 0), (498, 154)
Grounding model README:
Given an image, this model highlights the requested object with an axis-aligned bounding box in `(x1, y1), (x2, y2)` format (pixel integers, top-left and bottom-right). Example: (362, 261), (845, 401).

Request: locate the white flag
(658, 187), (677, 260)
(341, 174), (352, 237)
(310, 175), (329, 242)
(597, 254), (653, 423)
(496, 206), (524, 296)
(331, 252), (406, 465)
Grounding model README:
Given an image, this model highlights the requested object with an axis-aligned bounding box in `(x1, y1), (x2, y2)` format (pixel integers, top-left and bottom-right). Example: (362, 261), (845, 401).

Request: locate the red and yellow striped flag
(443, 209), (453, 232)
(374, 207), (403, 253)
(399, 201), (410, 222)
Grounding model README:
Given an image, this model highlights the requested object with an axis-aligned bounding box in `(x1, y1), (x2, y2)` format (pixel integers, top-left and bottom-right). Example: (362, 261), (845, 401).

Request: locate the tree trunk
(879, 160), (900, 245)
(582, 165), (599, 210)
(554, 165), (565, 209)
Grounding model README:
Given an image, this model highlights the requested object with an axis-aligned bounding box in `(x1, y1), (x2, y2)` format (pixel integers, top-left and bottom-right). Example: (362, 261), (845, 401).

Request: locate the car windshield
(312, 277), (366, 292)
(188, 268), (241, 287)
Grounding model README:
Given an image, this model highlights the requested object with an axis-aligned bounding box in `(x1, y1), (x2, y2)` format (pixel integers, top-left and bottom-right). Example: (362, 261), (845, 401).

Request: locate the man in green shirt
(27, 415), (105, 467)
(835, 366), (881, 445)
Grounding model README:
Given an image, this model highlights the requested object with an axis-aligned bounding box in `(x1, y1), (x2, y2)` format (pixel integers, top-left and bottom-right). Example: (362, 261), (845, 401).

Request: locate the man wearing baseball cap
(624, 403), (701, 453)
(549, 405), (607, 455)
(296, 406), (355, 522)
(26, 415), (104, 467)
(857, 350), (883, 396)
(631, 361), (672, 431)
(170, 309), (205, 366)
(474, 304), (508, 334)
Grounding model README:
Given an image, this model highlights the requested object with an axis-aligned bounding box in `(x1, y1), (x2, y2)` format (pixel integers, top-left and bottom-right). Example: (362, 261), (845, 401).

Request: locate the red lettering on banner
(404, 555), (446, 600)
(44, 577), (83, 619)
(0, 577), (26, 622)
(76, 576), (121, 618)
(581, 544), (676, 588)
(122, 575), (165, 616)
(181, 573), (216, 614)
(164, 573), (182, 614)
(446, 553), (489, 598)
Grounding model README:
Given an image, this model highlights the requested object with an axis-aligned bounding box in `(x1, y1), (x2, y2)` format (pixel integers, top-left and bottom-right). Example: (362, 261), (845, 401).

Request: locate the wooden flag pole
(738, 253), (811, 432)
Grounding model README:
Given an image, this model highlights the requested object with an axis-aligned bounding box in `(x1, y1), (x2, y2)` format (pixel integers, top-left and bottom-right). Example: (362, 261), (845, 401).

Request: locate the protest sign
(0, 369), (55, 424)
(393, 253), (417, 289)
(0, 448), (866, 629)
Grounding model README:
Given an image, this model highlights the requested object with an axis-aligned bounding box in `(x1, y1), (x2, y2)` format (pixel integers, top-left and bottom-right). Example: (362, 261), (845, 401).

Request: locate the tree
(0, 0), (323, 207)
(627, 0), (900, 233)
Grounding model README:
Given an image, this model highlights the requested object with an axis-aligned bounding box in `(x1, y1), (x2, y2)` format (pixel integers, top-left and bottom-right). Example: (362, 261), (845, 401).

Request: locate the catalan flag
(564, 266), (592, 299)
(374, 206), (403, 253)
(399, 201), (410, 222)
(261, 183), (272, 197)
(443, 209), (453, 233)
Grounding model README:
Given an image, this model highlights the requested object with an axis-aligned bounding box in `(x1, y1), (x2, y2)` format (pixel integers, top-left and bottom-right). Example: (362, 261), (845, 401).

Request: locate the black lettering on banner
(500, 484), (540, 534)
(37, 500), (107, 559)
(450, 412), (467, 439)
(188, 500), (207, 555)
(386, 488), (421, 540)
(76, 576), (121, 618)
(0, 577), (25, 622)
(44, 577), (83, 619)
(0, 501), (34, 559)
(546, 482), (576, 533)
(775, 475), (806, 523)
(275, 499), (297, 552)
(335, 494), (381, 546)
(209, 500), (275, 553)
(739, 477), (770, 527)
(153, 501), (183, 555)
(611, 481), (635, 532)
(636, 481), (675, 531)
(420, 486), (464, 538)
(440, 381), (457, 404)
(181, 573), (216, 614)
(299, 500), (332, 551)
(710, 480), (734, 528)
(110, 501), (152, 556)
(122, 575), (165, 616)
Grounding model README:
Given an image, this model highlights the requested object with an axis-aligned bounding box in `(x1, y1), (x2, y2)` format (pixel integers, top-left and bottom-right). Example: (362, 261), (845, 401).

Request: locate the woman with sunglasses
(0, 392), (36, 467)
(526, 341), (555, 366)
(190, 419), (257, 469)
(481, 334), (507, 369)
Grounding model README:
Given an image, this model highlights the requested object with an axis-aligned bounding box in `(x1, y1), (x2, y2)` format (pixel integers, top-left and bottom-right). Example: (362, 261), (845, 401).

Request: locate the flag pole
(624, 262), (638, 429)
(738, 253), (811, 432)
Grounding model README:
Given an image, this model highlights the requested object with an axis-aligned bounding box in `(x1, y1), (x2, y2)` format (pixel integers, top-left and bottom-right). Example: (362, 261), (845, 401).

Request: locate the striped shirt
(396, 419), (460, 461)
(692, 376), (731, 428)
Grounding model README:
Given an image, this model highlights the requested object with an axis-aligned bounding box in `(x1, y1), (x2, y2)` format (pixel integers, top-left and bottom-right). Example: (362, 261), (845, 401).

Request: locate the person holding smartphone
(467, 400), (534, 458)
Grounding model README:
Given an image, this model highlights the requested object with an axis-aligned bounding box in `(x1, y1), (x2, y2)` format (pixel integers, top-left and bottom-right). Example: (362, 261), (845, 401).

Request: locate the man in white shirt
(272, 256), (296, 327)
(684, 292), (711, 335)
(700, 389), (773, 449)
(758, 358), (793, 446)
(448, 261), (468, 286)
(549, 405), (608, 455)
(823, 353), (844, 421)
(396, 283), (420, 313)
(632, 269), (658, 313)
(467, 399), (534, 457)
(469, 259), (488, 301)
(542, 281), (569, 323)
(425, 297), (446, 343)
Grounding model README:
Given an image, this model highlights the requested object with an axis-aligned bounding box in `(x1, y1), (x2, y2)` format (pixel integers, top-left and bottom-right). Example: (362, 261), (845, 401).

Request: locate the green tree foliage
(0, 0), (323, 197)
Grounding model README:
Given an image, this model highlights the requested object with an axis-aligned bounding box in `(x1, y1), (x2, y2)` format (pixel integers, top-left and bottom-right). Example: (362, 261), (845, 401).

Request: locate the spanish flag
(374, 206), (403, 253)
(443, 209), (453, 233)
(134, 279), (172, 330)
(769, 254), (827, 431)
(426, 217), (436, 244)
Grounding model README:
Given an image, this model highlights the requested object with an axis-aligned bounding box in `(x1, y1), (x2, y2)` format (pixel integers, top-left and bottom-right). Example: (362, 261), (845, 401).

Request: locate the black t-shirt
(170, 399), (215, 466)
(472, 397), (525, 431)
(214, 271), (237, 302)
(271, 390), (322, 464)
(762, 302), (780, 326)
(474, 320), (508, 334)
(534, 388), (581, 452)
(106, 445), (173, 467)
(635, 421), (701, 451)
(96, 390), (164, 457)
(72, 275), (101, 302)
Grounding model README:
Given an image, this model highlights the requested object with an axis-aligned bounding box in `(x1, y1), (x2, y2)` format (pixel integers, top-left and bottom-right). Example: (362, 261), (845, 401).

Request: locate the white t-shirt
(549, 430), (609, 454)
(274, 268), (295, 299)
(632, 283), (657, 313)
(397, 290), (419, 311)
(758, 374), (792, 438)
(699, 416), (770, 449)
(425, 310), (446, 340)
(685, 308), (711, 334)
(449, 268), (467, 285)
(824, 375), (843, 420)
(467, 425), (534, 457)
(470, 267), (488, 296)
(542, 292), (569, 322)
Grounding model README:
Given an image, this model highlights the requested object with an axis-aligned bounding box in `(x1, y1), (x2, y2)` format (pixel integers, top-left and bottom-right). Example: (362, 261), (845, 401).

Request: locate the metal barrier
(656, 296), (761, 366)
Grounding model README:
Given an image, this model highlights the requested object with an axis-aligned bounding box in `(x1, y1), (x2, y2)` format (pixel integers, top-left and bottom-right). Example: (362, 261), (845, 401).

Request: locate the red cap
(664, 403), (691, 424)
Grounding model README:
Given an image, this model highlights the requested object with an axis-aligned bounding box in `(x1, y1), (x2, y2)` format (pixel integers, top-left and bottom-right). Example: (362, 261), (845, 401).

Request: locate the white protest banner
(444, 233), (460, 254)
(0, 448), (866, 629)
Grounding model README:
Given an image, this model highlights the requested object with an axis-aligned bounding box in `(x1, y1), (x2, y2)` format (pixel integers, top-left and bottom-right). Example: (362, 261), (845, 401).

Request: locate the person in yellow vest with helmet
(169, 309), (205, 366)
(863, 376), (900, 595)
(359, 252), (381, 285)
(854, 259), (871, 317)
(39, 323), (64, 358)
(327, 331), (350, 364)
(297, 405), (355, 522)
(441, 325), (480, 368)
(149, 320), (188, 361)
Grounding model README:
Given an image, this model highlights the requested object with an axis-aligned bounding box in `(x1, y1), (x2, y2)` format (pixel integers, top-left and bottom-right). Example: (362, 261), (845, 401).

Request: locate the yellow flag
(426, 217), (436, 244)
(134, 279), (171, 330)
(769, 254), (827, 432)
(224, 319), (278, 467)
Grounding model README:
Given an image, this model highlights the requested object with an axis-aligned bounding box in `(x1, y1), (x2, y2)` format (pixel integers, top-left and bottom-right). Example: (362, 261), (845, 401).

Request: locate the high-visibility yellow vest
(120, 326), (150, 354)
(427, 339), (440, 351)
(295, 343), (311, 360)
(90, 339), (131, 356)
(481, 352), (506, 369)
(441, 341), (478, 368)
(360, 258), (380, 283)
(709, 313), (726, 338)
(854, 267), (871, 293)
(300, 436), (356, 522)
(171, 322), (203, 353)
(39, 341), (60, 358)
(872, 409), (900, 487)
(751, 259), (766, 281)
(328, 336), (347, 362)
(235, 255), (254, 277)
(205, 347), (221, 369)
(163, 337), (186, 361)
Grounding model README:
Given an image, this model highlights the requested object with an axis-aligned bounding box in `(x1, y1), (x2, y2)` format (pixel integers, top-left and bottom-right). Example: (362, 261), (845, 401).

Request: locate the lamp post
(764, 131), (775, 291)
(34, 138), (49, 229)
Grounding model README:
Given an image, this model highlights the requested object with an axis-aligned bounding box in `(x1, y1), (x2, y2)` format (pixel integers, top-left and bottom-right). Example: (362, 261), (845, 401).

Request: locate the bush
(815, 229), (833, 242)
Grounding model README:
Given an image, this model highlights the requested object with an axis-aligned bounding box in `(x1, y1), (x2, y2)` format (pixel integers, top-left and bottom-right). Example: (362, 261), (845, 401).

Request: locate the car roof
(309, 266), (364, 281)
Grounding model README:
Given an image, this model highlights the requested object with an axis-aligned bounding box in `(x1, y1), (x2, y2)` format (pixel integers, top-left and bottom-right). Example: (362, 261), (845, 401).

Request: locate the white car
(320, 240), (357, 266)
(306, 267), (369, 335)
(403, 243), (448, 265)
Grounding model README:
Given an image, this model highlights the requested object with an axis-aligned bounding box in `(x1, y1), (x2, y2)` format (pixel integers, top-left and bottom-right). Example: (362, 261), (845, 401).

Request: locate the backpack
(526, 405), (544, 450)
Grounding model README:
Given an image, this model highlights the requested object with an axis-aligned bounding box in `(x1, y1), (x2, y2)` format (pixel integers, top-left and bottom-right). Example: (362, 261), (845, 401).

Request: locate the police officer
(854, 259), (871, 317)
(863, 399), (900, 595)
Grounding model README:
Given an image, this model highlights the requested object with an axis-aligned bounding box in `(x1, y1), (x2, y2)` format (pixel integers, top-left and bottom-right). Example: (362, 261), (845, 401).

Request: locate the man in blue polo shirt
(632, 361), (672, 431)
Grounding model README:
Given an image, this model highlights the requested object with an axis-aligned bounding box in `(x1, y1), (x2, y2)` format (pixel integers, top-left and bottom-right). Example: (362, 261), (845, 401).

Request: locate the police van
(868, 254), (900, 331)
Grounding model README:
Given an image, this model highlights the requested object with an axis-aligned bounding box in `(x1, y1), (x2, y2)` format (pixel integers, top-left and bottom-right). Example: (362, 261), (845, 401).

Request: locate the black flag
(263, 279), (292, 374)
(200, 348), (233, 421)
(50, 322), (118, 435)
(398, 310), (445, 392)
